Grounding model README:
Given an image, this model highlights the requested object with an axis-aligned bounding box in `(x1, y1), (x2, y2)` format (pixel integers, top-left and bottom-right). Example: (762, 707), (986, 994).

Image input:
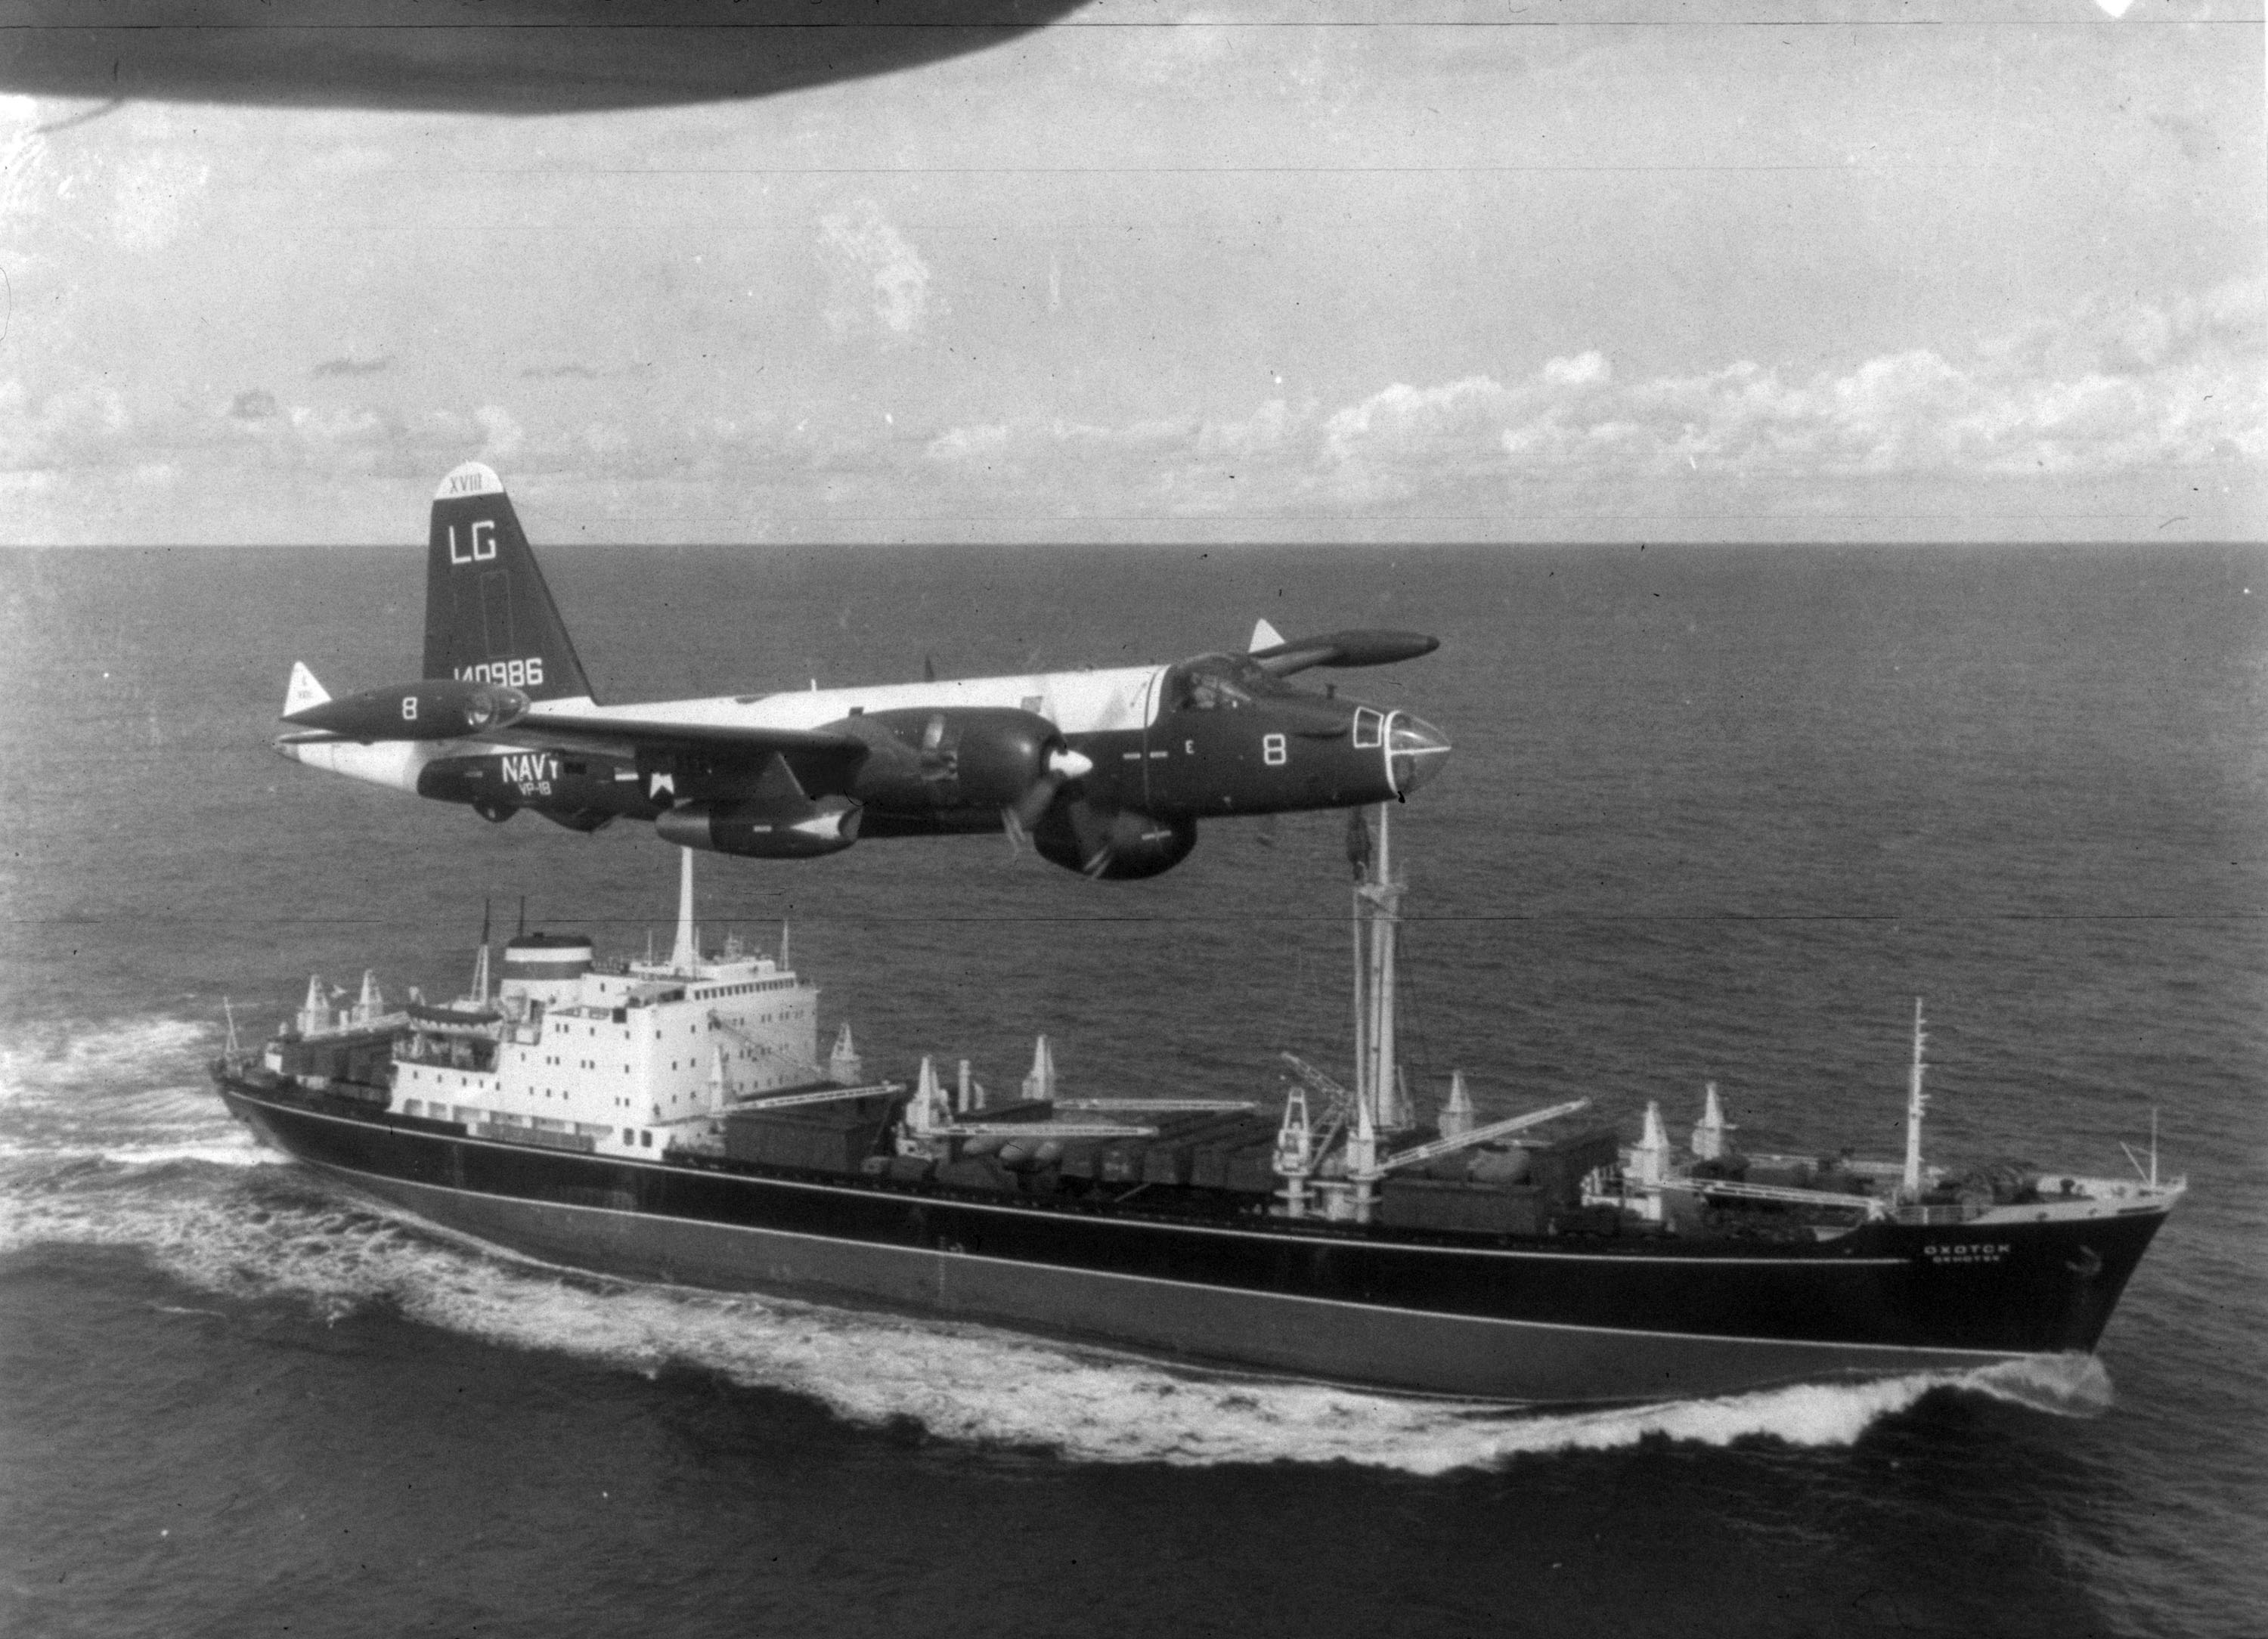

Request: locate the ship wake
(0, 1170), (2112, 1470)
(0, 1015), (271, 1172)
(0, 1011), (2113, 1468)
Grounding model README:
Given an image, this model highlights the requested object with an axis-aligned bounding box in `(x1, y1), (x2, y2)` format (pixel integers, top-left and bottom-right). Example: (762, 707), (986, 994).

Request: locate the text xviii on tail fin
(422, 462), (593, 702)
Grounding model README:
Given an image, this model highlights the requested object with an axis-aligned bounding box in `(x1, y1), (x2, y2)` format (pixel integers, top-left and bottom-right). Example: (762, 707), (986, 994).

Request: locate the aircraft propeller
(1002, 744), (1094, 851)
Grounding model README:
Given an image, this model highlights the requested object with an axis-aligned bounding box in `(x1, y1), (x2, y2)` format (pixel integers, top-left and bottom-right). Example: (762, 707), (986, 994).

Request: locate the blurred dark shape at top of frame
(2, 1), (1095, 116)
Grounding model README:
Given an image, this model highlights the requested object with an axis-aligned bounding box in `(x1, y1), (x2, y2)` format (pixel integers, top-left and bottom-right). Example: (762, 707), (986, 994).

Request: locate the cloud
(920, 277), (2266, 521)
(5, 280), (2259, 544)
(109, 148), (209, 253)
(819, 199), (934, 341)
(521, 363), (603, 380)
(312, 355), (393, 379)
(0, 380), (128, 472)
(472, 404), (525, 461)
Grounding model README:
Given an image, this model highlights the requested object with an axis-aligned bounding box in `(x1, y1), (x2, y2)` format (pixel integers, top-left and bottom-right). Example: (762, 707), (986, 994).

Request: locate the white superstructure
(382, 853), (850, 1157)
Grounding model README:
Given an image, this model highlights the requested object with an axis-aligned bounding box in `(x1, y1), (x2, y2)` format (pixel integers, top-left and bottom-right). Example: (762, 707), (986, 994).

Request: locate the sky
(2, 2), (2261, 545)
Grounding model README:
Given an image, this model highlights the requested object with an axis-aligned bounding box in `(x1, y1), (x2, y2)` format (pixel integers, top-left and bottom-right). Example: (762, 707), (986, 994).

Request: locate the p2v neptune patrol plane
(275, 463), (1451, 880)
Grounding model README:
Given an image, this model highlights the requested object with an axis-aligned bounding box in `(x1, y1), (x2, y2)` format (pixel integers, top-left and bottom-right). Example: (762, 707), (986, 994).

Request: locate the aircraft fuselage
(275, 461), (1448, 881)
(307, 658), (1432, 835)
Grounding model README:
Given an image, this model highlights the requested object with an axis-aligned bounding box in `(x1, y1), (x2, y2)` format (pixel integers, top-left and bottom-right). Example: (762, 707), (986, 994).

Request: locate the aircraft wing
(2, 2), (1096, 116)
(486, 710), (868, 770)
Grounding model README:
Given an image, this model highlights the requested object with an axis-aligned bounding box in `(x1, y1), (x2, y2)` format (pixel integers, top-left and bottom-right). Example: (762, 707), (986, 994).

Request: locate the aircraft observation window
(1352, 708), (1384, 749)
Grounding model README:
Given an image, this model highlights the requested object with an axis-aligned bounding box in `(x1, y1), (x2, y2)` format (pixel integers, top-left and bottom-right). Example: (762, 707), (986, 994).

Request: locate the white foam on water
(0, 1016), (215, 1106)
(0, 1147), (2108, 1469)
(1954, 1350), (2114, 1417)
(0, 1012), (2113, 1465)
(0, 1014), (269, 1172)
(78, 1136), (274, 1169)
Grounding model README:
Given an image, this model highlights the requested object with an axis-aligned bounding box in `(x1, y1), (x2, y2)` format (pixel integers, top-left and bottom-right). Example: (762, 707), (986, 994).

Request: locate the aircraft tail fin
(1248, 618), (1287, 653)
(422, 463), (594, 702)
(283, 661), (330, 717)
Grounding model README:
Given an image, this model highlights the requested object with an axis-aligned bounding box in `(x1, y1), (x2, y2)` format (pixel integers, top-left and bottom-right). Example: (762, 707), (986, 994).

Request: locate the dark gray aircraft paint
(276, 463), (1451, 881)
(1, 2), (1090, 115)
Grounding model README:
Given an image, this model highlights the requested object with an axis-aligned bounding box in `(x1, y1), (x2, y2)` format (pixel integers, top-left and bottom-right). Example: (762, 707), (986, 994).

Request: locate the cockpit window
(1183, 672), (1251, 710)
(1173, 655), (1297, 710)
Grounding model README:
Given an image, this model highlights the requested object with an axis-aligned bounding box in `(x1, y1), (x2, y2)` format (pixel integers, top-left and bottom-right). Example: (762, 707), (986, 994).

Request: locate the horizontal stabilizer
(284, 661), (330, 717)
(1249, 628), (1441, 677)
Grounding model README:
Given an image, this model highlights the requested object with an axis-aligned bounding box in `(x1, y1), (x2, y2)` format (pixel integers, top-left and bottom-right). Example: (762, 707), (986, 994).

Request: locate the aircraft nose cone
(1387, 713), (1452, 796)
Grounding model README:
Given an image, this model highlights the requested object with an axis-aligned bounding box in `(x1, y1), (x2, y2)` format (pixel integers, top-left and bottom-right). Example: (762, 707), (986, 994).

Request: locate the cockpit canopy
(1165, 654), (1303, 711)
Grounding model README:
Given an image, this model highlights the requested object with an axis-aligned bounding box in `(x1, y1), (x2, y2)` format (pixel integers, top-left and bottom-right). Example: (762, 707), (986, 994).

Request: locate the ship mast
(670, 846), (699, 972)
(1372, 803), (1404, 1128)
(1903, 996), (1928, 1199)
(471, 897), (492, 1007)
(1280, 802), (1570, 1222)
(1366, 804), (1411, 1128)
(1349, 804), (1401, 1192)
(1350, 803), (1409, 1215)
(1349, 813), (1369, 1150)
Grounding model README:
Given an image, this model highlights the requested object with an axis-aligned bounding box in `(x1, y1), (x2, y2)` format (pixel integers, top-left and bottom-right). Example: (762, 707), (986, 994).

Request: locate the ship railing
(1058, 1098), (1259, 1113)
(295, 1008), (415, 1041)
(730, 1080), (903, 1113)
(468, 1120), (597, 1155)
(395, 1040), (499, 1073)
(1888, 1201), (1982, 1227)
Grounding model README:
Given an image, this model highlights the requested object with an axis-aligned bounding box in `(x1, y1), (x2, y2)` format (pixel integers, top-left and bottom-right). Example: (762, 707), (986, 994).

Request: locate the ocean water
(1, 540), (2262, 1638)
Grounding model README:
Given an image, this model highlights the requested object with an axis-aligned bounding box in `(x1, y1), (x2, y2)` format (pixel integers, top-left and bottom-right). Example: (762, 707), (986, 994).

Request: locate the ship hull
(218, 1078), (2169, 1405)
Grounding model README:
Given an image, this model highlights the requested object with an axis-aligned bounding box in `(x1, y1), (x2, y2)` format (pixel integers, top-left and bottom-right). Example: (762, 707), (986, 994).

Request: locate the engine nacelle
(655, 797), (862, 858)
(841, 708), (1071, 813)
(284, 678), (530, 742)
(1032, 800), (1198, 881)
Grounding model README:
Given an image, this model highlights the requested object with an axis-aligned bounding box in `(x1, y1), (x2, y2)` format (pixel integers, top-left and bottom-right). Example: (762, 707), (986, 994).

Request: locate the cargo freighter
(211, 811), (2182, 1404)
